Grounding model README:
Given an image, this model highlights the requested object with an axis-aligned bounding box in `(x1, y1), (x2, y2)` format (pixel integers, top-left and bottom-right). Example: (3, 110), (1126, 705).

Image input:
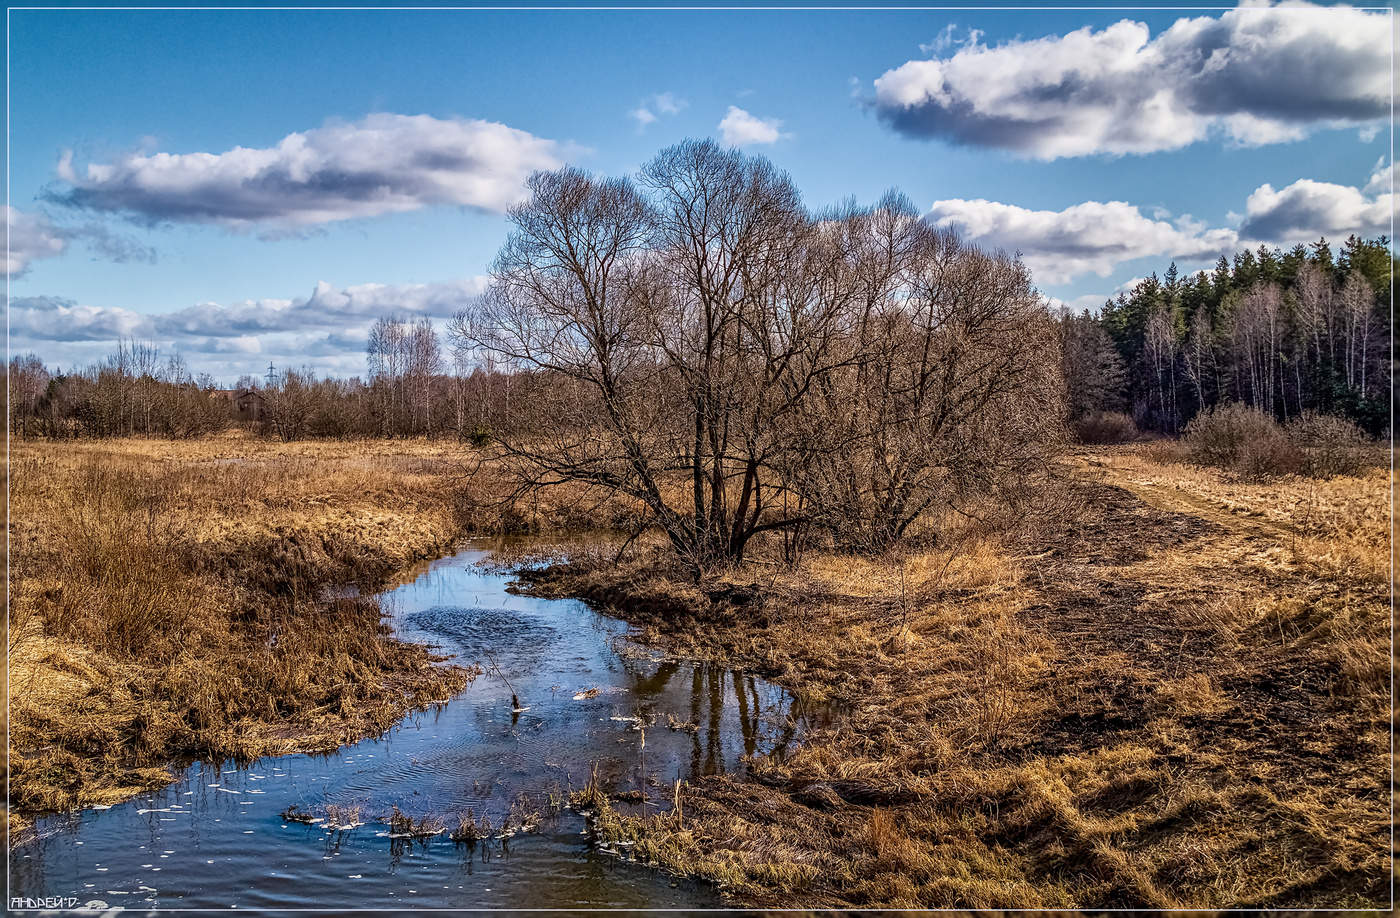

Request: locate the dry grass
(525, 444), (1390, 908)
(6, 434), (565, 838)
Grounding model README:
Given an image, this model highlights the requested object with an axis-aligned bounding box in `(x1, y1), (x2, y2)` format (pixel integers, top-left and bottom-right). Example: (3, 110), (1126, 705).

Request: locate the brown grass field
(524, 443), (1392, 908)
(5, 435), (1391, 908)
(5, 435), (496, 838)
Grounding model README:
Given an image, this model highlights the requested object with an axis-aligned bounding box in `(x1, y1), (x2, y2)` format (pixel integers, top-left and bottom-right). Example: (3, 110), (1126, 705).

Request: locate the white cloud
(919, 24), (983, 55)
(158, 277), (489, 337)
(48, 113), (564, 230)
(630, 92), (688, 130)
(651, 92), (685, 116)
(5, 206), (159, 276)
(1363, 158), (1395, 196)
(924, 198), (1238, 284)
(9, 295), (155, 341)
(1240, 173), (1393, 244)
(935, 159), (1394, 293)
(873, 3), (1390, 158)
(11, 277), (490, 379)
(5, 207), (68, 276)
(717, 106), (786, 147)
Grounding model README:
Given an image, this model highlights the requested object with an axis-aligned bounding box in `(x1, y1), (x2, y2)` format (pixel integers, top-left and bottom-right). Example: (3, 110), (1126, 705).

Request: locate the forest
(1062, 234), (1392, 438)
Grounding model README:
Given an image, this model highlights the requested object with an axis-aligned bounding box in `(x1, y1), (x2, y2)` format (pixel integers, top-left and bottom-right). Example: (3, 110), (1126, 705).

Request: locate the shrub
(1287, 412), (1370, 479)
(1072, 411), (1139, 445)
(1183, 403), (1301, 480)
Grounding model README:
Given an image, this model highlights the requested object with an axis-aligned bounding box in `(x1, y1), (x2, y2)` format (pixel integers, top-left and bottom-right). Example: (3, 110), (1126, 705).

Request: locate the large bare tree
(452, 141), (1066, 571)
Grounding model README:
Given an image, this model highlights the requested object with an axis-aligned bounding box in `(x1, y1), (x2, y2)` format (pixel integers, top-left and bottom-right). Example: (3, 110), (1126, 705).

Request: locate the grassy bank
(522, 444), (1391, 908)
(5, 434), (612, 838)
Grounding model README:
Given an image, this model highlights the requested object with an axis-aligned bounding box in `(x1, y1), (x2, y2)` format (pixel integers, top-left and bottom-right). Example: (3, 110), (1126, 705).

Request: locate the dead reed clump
(323, 803), (363, 829)
(280, 804), (319, 824)
(387, 805), (446, 838)
(449, 809), (495, 843)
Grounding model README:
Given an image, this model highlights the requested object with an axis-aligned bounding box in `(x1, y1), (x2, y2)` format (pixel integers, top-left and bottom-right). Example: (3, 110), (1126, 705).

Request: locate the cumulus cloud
(5, 207), (68, 276)
(1363, 159), (1395, 196)
(932, 160), (1392, 289)
(10, 295), (156, 341)
(46, 113), (564, 230)
(717, 106), (786, 146)
(873, 3), (1390, 158)
(925, 198), (1238, 284)
(1239, 172), (1393, 243)
(4, 207), (153, 276)
(630, 92), (688, 130)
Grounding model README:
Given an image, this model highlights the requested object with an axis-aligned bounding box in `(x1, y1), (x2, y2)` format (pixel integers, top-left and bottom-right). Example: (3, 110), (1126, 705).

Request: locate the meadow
(7, 435), (490, 835)
(523, 442), (1391, 908)
(5, 433), (1390, 908)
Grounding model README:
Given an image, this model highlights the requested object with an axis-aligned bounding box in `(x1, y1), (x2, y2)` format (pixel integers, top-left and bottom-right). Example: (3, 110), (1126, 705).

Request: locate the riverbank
(6, 434), (635, 839)
(521, 444), (1391, 908)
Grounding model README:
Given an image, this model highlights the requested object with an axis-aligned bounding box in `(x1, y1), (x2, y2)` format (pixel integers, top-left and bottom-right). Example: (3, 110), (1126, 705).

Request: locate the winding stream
(11, 542), (822, 909)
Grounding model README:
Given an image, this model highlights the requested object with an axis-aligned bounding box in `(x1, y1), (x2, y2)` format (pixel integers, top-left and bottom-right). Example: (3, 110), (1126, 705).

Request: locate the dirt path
(1071, 454), (1298, 541)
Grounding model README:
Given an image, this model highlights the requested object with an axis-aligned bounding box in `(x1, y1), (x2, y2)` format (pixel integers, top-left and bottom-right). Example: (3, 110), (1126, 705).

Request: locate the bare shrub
(1141, 437), (1190, 466)
(1287, 411), (1370, 479)
(1183, 402), (1301, 480)
(1073, 411), (1138, 445)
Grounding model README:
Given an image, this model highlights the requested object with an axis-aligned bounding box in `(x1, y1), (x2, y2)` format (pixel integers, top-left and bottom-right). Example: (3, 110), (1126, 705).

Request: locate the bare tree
(1229, 283), (1282, 413)
(8, 354), (50, 438)
(457, 147), (857, 573)
(1182, 306), (1212, 414)
(1144, 306), (1180, 431)
(455, 143), (1066, 571)
(799, 218), (1064, 551)
(1339, 269), (1374, 394)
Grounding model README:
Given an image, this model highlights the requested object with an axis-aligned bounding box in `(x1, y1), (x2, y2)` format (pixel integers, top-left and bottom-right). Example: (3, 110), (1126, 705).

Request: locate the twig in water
(483, 649), (520, 711)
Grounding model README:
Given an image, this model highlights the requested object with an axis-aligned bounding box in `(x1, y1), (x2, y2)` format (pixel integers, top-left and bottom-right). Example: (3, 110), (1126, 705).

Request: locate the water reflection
(11, 542), (826, 909)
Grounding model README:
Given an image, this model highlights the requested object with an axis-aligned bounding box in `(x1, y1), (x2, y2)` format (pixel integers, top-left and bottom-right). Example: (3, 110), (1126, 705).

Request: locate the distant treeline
(1060, 235), (1393, 435)
(9, 240), (1392, 443)
(6, 325), (526, 442)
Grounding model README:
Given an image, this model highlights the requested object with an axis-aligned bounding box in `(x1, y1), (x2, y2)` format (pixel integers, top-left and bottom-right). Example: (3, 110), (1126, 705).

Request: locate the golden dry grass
(524, 444), (1391, 908)
(6, 434), (506, 838)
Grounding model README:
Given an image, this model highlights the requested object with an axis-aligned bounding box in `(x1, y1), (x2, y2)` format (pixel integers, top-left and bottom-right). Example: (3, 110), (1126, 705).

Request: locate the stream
(10, 541), (824, 910)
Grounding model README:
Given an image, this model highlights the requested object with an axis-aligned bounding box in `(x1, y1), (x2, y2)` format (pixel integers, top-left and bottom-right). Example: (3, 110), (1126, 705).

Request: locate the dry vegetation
(521, 442), (1390, 908)
(5, 433), (627, 839)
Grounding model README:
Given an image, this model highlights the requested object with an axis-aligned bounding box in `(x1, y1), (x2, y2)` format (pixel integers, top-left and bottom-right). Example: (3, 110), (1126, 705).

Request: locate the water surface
(11, 542), (820, 910)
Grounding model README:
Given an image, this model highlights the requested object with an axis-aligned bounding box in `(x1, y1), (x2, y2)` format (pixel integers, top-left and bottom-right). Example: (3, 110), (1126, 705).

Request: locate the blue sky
(7, 4), (1393, 380)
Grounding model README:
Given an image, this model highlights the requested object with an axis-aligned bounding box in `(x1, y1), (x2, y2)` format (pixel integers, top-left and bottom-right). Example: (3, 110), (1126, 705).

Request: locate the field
(524, 443), (1392, 908)
(5, 435), (496, 837)
(6, 435), (1390, 908)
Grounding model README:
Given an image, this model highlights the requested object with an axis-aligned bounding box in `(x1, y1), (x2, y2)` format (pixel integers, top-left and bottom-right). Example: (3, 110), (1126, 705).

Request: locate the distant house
(213, 388), (267, 422)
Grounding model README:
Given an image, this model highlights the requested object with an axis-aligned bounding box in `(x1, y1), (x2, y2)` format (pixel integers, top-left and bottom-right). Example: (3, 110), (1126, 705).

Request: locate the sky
(6, 2), (1394, 382)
